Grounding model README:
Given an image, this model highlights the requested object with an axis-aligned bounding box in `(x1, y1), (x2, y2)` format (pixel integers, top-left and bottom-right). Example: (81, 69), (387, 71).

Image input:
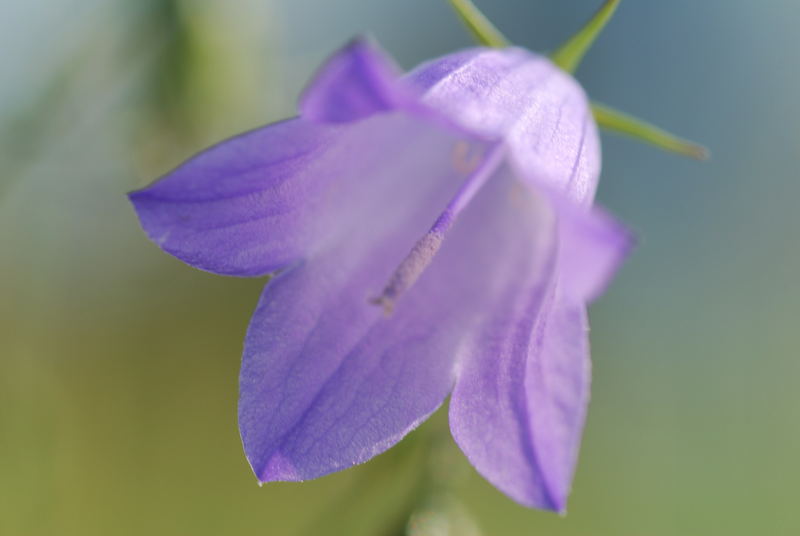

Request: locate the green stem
(592, 102), (709, 160)
(446, 0), (509, 48)
(551, 0), (620, 73)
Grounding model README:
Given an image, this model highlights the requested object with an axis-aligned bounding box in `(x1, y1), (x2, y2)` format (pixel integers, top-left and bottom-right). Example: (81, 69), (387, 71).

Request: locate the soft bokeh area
(2, 1), (798, 534)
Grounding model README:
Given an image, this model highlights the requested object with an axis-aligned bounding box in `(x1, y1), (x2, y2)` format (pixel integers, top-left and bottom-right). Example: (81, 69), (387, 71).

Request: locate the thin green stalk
(446, 0), (509, 48)
(592, 102), (709, 160)
(552, 0), (620, 73)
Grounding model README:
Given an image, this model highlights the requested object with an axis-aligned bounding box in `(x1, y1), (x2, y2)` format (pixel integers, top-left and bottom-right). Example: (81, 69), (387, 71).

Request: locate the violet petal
(449, 170), (631, 511)
(129, 38), (635, 514)
(128, 119), (335, 276)
(239, 115), (492, 481)
(408, 47), (600, 204)
(299, 37), (416, 124)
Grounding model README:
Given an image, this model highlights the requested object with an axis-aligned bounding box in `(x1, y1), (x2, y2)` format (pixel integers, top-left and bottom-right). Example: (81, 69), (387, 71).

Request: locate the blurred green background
(2, 1), (798, 534)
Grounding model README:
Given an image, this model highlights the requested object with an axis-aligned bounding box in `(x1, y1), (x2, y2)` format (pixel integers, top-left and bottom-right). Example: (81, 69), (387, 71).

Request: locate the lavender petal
(299, 37), (417, 124)
(448, 171), (631, 511)
(128, 119), (335, 276)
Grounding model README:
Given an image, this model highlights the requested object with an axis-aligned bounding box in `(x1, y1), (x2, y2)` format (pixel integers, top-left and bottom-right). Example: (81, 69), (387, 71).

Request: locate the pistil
(372, 142), (506, 314)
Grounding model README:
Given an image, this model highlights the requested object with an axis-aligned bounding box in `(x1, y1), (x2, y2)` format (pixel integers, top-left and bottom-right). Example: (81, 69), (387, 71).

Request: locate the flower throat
(372, 142), (506, 314)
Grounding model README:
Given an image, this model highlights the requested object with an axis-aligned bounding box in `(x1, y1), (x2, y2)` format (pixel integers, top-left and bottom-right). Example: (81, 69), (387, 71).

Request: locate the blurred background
(1, 0), (798, 534)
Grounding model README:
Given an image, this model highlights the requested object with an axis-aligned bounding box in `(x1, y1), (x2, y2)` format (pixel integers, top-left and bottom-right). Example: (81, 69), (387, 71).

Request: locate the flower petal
(299, 37), (417, 124)
(130, 45), (603, 278)
(128, 107), (491, 278)
(128, 119), (336, 276)
(238, 117), (494, 481)
(452, 290), (595, 513)
(556, 199), (634, 302)
(448, 172), (630, 511)
(519, 297), (591, 513)
(408, 47), (601, 204)
(129, 39), (453, 277)
(240, 248), (461, 482)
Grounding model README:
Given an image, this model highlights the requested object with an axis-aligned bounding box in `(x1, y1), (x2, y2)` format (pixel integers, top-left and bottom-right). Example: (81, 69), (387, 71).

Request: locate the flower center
(371, 142), (506, 314)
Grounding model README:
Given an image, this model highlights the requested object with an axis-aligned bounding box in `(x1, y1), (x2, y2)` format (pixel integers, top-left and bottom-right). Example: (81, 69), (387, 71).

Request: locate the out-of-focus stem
(592, 102), (710, 160)
(446, 0), (509, 48)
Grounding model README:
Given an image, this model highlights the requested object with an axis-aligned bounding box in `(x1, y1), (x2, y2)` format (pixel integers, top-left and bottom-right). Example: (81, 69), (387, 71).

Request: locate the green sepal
(552, 0), (620, 73)
(592, 102), (709, 160)
(446, 0), (510, 48)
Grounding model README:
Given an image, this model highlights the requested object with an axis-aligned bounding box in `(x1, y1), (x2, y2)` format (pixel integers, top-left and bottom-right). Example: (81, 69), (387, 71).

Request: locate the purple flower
(129, 38), (632, 512)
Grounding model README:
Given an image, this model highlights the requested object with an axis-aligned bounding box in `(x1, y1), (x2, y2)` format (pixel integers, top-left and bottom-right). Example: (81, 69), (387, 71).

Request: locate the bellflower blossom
(130, 38), (634, 512)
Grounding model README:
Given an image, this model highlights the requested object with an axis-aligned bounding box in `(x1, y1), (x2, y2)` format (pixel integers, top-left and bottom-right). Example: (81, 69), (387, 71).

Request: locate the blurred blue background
(2, 1), (798, 534)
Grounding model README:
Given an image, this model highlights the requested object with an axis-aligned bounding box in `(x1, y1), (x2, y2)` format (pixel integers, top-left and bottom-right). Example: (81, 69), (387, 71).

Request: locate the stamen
(372, 143), (506, 314)
(371, 231), (446, 315)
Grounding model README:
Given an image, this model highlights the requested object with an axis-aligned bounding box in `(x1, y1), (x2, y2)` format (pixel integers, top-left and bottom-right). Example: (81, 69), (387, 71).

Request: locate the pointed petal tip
(531, 484), (568, 515)
(249, 451), (301, 484)
(126, 187), (149, 202)
(508, 475), (570, 513)
(552, 498), (568, 517)
(539, 468), (572, 515)
(340, 34), (385, 59)
(452, 427), (571, 513)
(299, 35), (407, 123)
